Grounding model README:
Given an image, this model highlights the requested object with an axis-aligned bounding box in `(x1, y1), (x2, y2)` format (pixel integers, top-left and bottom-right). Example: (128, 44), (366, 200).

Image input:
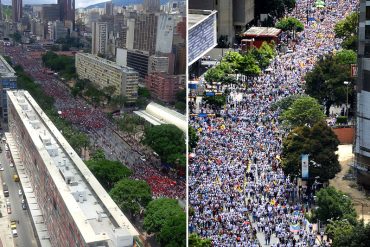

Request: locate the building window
(366, 25), (370, 39)
(367, 6), (370, 20)
(365, 44), (370, 58)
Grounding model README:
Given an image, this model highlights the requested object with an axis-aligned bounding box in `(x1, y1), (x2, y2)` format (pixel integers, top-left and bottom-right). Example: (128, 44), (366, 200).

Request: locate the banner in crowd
(301, 154), (309, 179)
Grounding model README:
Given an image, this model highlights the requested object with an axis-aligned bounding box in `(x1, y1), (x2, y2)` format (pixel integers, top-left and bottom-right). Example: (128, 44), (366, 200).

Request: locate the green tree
(330, 221), (370, 247)
(334, 12), (359, 51)
(143, 198), (183, 234)
(335, 49), (357, 65)
(270, 94), (300, 111)
(138, 87), (151, 98)
(189, 234), (212, 247)
(238, 52), (261, 77)
(110, 179), (152, 219)
(188, 126), (199, 150)
(143, 124), (185, 165)
(175, 101), (186, 113)
(276, 17), (304, 33)
(157, 212), (186, 247)
(313, 187), (357, 224)
(326, 219), (354, 242)
(86, 159), (132, 191)
(250, 42), (276, 69)
(202, 95), (226, 109)
(91, 148), (105, 160)
(281, 121), (340, 181)
(280, 96), (325, 128)
(11, 31), (22, 43)
(204, 67), (225, 83)
(305, 54), (354, 114)
(175, 89), (186, 103)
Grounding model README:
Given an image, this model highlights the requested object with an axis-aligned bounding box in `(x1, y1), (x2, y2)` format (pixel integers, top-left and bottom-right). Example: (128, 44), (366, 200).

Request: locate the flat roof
(0, 55), (16, 77)
(243, 27), (282, 37)
(77, 53), (138, 74)
(188, 9), (217, 29)
(8, 90), (139, 246)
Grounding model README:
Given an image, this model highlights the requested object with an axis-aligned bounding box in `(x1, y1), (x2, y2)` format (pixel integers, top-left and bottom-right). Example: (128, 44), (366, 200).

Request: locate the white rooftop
(8, 90), (139, 247)
(0, 55), (16, 77)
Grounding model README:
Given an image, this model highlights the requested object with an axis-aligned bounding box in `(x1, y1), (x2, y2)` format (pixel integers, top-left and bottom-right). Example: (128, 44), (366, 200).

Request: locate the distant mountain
(86, 0), (170, 9)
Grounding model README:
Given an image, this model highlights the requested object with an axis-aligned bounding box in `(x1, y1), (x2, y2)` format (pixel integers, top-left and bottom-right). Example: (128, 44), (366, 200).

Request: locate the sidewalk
(0, 176), (14, 247)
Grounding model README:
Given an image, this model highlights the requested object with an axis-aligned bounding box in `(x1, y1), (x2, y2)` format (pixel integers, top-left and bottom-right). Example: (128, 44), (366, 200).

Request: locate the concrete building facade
(144, 0), (160, 13)
(7, 90), (139, 247)
(76, 53), (138, 102)
(133, 13), (158, 55)
(0, 56), (17, 120)
(126, 49), (150, 79)
(92, 22), (108, 55)
(12, 0), (23, 23)
(355, 0), (370, 188)
(145, 73), (184, 103)
(189, 0), (255, 44)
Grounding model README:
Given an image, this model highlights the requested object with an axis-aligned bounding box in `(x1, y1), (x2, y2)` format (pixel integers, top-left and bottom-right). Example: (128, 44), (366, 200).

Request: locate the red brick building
(145, 73), (185, 103)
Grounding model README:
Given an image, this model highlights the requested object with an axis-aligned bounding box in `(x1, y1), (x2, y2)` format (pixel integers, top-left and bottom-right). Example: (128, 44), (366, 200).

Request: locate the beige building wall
(75, 53), (138, 102)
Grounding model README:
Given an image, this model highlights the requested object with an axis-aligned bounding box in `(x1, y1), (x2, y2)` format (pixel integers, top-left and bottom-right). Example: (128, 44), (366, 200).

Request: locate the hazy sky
(1, 0), (107, 8)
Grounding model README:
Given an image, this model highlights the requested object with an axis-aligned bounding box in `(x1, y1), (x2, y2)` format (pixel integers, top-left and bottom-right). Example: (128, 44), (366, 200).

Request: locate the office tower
(58, 0), (75, 28)
(355, 0), (370, 189)
(12, 0), (22, 23)
(105, 1), (114, 16)
(40, 4), (61, 22)
(7, 90), (138, 247)
(133, 13), (158, 55)
(49, 20), (69, 41)
(126, 49), (150, 79)
(0, 0), (2, 21)
(144, 0), (160, 13)
(155, 13), (175, 54)
(0, 56), (17, 120)
(91, 22), (108, 55)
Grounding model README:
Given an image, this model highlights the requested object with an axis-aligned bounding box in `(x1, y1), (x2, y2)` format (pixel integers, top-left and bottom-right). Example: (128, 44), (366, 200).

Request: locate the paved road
(0, 140), (37, 247)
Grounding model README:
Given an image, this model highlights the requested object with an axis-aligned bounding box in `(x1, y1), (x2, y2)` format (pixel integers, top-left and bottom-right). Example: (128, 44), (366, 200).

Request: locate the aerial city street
(0, 0), (186, 246)
(189, 0), (370, 246)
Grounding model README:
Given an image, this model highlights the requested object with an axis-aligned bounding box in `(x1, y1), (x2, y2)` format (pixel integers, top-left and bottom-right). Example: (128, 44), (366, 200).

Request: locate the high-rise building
(355, 0), (370, 189)
(49, 20), (69, 41)
(144, 0), (160, 13)
(189, 0), (255, 44)
(7, 90), (139, 247)
(0, 56), (17, 120)
(105, 1), (114, 16)
(91, 22), (108, 55)
(58, 0), (75, 29)
(12, 0), (23, 23)
(76, 53), (139, 102)
(126, 49), (150, 79)
(0, 0), (3, 21)
(145, 73), (184, 103)
(133, 13), (158, 55)
(40, 4), (61, 23)
(155, 13), (175, 54)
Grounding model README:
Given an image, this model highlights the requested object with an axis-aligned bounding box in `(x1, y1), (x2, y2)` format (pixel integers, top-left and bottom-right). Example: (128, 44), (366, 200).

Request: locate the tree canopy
(143, 124), (186, 167)
(313, 187), (357, 224)
(280, 96), (325, 128)
(334, 12), (359, 51)
(188, 126), (199, 150)
(189, 234), (212, 247)
(304, 54), (354, 114)
(143, 198), (184, 234)
(328, 221), (370, 247)
(42, 51), (76, 79)
(110, 178), (152, 219)
(281, 121), (340, 181)
(276, 17), (304, 32)
(86, 159), (132, 191)
(157, 212), (186, 247)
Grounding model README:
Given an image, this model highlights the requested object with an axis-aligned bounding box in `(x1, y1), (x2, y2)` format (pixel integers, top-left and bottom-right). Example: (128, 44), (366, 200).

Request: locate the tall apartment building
(145, 73), (184, 103)
(155, 13), (175, 54)
(92, 22), (108, 55)
(12, 0), (23, 23)
(58, 0), (75, 28)
(126, 49), (150, 79)
(355, 0), (370, 189)
(76, 53), (139, 102)
(105, 1), (114, 16)
(0, 56), (17, 120)
(133, 13), (158, 55)
(40, 4), (61, 22)
(189, 0), (255, 44)
(0, 0), (3, 21)
(7, 90), (139, 247)
(148, 55), (169, 74)
(144, 0), (160, 13)
(49, 20), (69, 41)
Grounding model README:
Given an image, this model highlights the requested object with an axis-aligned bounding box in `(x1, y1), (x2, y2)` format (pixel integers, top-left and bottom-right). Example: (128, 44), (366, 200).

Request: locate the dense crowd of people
(4, 45), (185, 200)
(189, 0), (357, 246)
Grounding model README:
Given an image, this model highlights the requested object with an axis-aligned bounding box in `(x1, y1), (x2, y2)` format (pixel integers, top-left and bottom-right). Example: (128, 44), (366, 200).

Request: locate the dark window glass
(367, 6), (370, 20)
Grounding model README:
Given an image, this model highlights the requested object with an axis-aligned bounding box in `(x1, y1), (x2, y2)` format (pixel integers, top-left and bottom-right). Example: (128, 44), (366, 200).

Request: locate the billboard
(301, 154), (309, 179)
(188, 11), (217, 65)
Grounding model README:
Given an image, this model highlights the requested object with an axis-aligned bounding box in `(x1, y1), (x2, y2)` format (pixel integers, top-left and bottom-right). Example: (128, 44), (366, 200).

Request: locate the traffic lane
(0, 143), (37, 247)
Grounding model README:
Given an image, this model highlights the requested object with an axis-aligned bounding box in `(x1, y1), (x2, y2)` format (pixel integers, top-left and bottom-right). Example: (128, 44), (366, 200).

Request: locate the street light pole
(344, 81), (349, 120)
